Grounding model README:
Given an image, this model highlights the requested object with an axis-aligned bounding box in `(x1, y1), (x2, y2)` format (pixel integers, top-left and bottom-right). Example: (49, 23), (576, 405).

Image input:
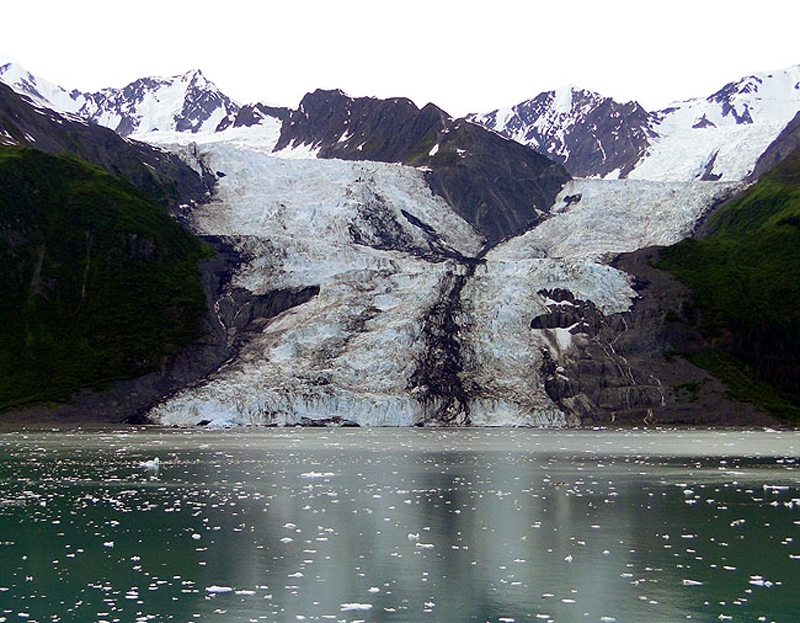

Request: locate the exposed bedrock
(532, 249), (774, 426)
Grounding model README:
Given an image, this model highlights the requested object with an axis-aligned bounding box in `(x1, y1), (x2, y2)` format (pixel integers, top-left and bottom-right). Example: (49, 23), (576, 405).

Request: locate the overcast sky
(2, 0), (799, 116)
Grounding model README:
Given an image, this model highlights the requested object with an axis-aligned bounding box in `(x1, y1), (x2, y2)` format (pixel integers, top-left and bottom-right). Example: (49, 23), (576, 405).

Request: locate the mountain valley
(2, 61), (799, 426)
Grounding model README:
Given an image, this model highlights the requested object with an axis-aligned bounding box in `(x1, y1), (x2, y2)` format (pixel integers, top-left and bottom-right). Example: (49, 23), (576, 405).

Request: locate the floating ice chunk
(205, 585), (234, 593)
(407, 533), (420, 541)
(416, 543), (434, 549)
(280, 537), (294, 544)
(368, 587), (380, 593)
(139, 458), (160, 471)
(300, 472), (335, 479)
(682, 579), (703, 586)
(235, 590), (255, 596)
(340, 603), (372, 611)
(191, 533), (201, 540)
(103, 541), (114, 548)
(564, 554), (573, 562)
(749, 576), (774, 587)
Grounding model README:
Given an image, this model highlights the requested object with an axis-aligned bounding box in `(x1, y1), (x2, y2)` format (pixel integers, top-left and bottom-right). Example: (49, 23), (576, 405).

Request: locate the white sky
(2, 0), (799, 117)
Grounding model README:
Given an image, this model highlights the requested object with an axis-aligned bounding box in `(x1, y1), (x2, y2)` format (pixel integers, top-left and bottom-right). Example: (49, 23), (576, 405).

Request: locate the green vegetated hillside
(0, 146), (210, 412)
(659, 147), (800, 421)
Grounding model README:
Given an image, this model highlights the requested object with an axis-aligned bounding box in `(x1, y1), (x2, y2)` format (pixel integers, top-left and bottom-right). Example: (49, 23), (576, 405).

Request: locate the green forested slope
(659, 148), (800, 420)
(0, 146), (210, 411)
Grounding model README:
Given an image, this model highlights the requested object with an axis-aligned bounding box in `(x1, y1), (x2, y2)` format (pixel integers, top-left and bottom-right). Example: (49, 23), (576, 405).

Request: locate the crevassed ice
(146, 133), (715, 427)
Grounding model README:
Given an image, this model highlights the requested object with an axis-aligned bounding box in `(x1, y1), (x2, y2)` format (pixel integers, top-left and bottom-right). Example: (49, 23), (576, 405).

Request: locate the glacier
(142, 128), (730, 427)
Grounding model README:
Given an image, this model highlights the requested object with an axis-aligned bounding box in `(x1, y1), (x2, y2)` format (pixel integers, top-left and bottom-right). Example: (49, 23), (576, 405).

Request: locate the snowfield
(624, 67), (800, 181)
(627, 120), (789, 182)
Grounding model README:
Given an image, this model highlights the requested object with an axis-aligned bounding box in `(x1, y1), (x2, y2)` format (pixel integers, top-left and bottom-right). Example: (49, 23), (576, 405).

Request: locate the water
(0, 427), (798, 623)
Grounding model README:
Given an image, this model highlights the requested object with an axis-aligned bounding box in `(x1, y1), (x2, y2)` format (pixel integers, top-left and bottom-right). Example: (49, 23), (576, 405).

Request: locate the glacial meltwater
(0, 428), (798, 623)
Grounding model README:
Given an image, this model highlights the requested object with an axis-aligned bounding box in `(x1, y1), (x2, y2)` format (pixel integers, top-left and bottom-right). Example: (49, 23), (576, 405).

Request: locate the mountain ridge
(274, 88), (571, 242)
(5, 60), (800, 185)
(0, 62), (239, 136)
(470, 64), (800, 182)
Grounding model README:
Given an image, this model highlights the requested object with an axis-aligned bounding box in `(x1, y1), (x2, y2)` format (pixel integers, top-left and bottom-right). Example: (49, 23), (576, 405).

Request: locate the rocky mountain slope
(469, 86), (654, 178)
(0, 82), (212, 205)
(471, 65), (800, 183)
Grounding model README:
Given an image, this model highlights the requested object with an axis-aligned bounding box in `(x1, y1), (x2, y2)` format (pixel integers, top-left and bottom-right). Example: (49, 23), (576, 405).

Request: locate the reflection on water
(0, 428), (798, 623)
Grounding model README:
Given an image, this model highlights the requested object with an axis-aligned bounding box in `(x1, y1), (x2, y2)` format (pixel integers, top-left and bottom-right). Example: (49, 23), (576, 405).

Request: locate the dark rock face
(275, 89), (449, 163)
(0, 82), (213, 206)
(276, 89), (571, 243)
(423, 121), (570, 243)
(693, 113), (716, 129)
(227, 103), (290, 129)
(700, 151), (723, 181)
(535, 249), (774, 426)
(748, 110), (800, 180)
(470, 89), (654, 178)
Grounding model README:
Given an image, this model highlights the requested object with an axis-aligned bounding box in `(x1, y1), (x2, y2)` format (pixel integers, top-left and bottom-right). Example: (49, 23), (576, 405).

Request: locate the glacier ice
(144, 131), (721, 427)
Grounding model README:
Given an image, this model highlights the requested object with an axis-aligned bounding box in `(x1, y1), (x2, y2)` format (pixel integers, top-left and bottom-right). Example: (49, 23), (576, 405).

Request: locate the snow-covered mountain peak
(549, 84), (592, 114)
(0, 62), (84, 113)
(469, 85), (652, 178)
(471, 63), (800, 182)
(81, 69), (240, 135)
(701, 64), (800, 126)
(0, 64), (240, 136)
(623, 65), (800, 182)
